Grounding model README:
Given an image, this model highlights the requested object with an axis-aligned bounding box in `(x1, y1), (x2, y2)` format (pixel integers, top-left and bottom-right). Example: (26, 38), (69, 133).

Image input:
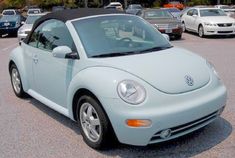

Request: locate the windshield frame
(71, 14), (172, 58)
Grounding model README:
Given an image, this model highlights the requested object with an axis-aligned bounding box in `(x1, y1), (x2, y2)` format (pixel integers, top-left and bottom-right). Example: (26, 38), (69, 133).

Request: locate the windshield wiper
(91, 52), (135, 58)
(139, 46), (173, 53)
(91, 46), (173, 58)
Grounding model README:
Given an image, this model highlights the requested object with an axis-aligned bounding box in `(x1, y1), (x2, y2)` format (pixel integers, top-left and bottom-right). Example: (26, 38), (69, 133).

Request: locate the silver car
(17, 13), (45, 41)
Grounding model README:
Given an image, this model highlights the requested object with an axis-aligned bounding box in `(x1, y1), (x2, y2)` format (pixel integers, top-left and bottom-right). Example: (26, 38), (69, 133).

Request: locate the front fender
(9, 46), (29, 91)
(66, 66), (147, 120)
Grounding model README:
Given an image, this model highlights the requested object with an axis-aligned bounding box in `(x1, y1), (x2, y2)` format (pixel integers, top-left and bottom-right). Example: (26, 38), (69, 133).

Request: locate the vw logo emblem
(185, 75), (194, 86)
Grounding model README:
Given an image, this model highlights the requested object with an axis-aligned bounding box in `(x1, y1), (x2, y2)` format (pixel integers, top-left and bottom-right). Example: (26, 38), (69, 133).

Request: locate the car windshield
(220, 6), (230, 9)
(167, 8), (180, 12)
(2, 10), (15, 15)
(0, 15), (19, 21)
(129, 5), (142, 9)
(73, 15), (171, 58)
(26, 15), (42, 24)
(144, 10), (173, 19)
(200, 9), (227, 17)
(28, 9), (40, 14)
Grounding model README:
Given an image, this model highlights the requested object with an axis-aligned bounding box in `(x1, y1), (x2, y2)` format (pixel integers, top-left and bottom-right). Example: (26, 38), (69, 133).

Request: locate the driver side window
(28, 19), (77, 53)
(187, 10), (193, 16)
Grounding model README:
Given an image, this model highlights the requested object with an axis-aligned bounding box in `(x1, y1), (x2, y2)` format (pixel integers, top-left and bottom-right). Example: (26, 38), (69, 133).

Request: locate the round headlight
(206, 61), (220, 80)
(117, 80), (146, 105)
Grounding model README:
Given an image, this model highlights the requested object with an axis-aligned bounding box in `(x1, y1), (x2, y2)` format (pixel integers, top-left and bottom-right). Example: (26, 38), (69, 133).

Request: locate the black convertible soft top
(24, 8), (124, 43)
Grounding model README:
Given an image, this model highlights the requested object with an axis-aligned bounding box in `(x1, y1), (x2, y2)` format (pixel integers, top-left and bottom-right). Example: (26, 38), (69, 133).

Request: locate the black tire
(175, 34), (182, 40)
(76, 95), (116, 149)
(182, 21), (186, 32)
(198, 25), (204, 38)
(10, 64), (27, 98)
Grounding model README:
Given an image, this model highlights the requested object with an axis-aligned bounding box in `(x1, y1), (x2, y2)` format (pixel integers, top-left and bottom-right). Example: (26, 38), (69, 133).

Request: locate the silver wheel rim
(199, 26), (203, 37)
(80, 102), (101, 142)
(11, 68), (21, 94)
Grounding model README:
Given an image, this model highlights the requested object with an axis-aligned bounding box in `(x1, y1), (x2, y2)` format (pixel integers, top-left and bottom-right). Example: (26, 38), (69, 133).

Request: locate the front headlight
(117, 80), (146, 105)
(206, 61), (220, 80)
(204, 22), (217, 26)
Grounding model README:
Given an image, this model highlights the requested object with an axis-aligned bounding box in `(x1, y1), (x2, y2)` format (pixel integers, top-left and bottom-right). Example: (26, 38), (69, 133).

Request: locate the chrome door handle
(33, 55), (38, 64)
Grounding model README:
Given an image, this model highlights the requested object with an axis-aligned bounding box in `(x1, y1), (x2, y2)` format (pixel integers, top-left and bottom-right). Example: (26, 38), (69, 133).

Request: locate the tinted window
(192, 9), (198, 15)
(28, 19), (76, 52)
(2, 10), (15, 15)
(187, 9), (193, 16)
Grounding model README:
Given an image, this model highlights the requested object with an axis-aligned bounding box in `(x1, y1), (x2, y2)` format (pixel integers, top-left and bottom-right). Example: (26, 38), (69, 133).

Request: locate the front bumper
(159, 27), (183, 37)
(100, 74), (227, 146)
(0, 27), (19, 35)
(204, 25), (235, 35)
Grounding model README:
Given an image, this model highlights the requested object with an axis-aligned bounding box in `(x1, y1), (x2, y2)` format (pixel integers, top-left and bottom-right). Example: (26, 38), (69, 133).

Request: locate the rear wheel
(77, 95), (115, 149)
(10, 64), (26, 98)
(198, 25), (204, 38)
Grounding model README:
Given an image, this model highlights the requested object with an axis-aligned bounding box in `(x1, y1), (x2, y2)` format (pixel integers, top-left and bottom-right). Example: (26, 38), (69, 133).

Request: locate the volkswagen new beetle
(9, 9), (227, 149)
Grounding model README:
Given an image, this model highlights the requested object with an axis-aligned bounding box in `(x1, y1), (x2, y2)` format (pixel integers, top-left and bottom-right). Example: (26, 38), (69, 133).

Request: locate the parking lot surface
(0, 33), (235, 158)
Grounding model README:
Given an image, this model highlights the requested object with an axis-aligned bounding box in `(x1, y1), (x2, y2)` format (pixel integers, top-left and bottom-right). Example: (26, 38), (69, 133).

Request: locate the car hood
(91, 47), (210, 94)
(146, 18), (180, 24)
(20, 24), (33, 31)
(200, 16), (235, 23)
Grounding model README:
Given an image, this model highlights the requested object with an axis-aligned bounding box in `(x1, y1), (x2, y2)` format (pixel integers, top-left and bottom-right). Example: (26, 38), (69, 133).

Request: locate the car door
(29, 19), (78, 108)
(184, 9), (194, 30)
(191, 9), (199, 31)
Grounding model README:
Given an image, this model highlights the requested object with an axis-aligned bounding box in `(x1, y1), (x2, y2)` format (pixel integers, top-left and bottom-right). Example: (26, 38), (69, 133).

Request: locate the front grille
(149, 110), (219, 143)
(0, 22), (16, 28)
(217, 23), (232, 27)
(218, 31), (233, 33)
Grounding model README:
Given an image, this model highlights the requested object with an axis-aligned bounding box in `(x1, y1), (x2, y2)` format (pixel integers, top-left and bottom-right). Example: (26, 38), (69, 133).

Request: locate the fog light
(160, 129), (172, 139)
(126, 119), (151, 127)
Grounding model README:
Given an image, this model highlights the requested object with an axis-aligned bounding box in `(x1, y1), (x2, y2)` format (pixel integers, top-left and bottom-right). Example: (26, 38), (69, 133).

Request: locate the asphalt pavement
(0, 33), (235, 158)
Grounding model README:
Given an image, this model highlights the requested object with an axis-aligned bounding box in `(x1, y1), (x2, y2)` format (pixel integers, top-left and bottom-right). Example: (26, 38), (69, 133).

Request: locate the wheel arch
(8, 46), (29, 91)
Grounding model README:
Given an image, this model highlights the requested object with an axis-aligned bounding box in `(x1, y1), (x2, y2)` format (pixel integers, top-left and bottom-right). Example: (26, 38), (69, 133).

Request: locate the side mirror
(162, 34), (170, 41)
(52, 46), (78, 59)
(52, 46), (72, 58)
(192, 14), (198, 18)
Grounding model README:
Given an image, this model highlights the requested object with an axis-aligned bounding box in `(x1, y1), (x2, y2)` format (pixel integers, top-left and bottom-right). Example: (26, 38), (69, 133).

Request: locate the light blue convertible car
(9, 9), (227, 149)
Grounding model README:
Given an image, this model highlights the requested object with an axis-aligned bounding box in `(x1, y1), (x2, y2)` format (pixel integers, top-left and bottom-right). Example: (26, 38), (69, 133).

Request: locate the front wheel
(198, 25), (205, 38)
(10, 64), (26, 98)
(77, 95), (116, 149)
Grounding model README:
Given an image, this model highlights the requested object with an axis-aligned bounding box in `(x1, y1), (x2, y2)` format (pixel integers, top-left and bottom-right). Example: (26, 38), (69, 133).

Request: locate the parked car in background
(104, 2), (123, 11)
(163, 1), (184, 10)
(181, 8), (235, 37)
(52, 6), (65, 12)
(163, 7), (181, 19)
(214, 5), (235, 17)
(137, 9), (183, 39)
(0, 14), (25, 37)
(9, 8), (227, 150)
(1, 9), (20, 16)
(18, 13), (46, 41)
(126, 4), (142, 15)
(27, 8), (42, 15)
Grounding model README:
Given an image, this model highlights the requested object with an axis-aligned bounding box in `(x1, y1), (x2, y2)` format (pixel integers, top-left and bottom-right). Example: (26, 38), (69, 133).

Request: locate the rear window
(2, 10), (15, 15)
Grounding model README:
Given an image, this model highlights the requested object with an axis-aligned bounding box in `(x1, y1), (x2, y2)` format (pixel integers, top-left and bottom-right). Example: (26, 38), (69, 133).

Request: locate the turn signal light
(126, 119), (151, 127)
